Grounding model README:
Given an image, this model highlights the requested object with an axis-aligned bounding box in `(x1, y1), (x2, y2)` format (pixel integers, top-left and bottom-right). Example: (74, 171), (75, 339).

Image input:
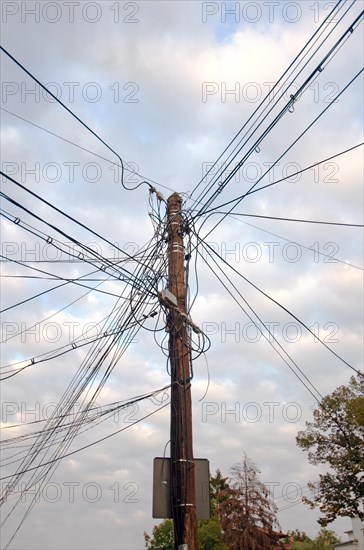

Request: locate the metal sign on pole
(152, 457), (210, 521)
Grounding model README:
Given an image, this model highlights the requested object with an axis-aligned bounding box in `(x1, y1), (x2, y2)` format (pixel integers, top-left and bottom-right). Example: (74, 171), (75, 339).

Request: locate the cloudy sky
(1, 1), (363, 548)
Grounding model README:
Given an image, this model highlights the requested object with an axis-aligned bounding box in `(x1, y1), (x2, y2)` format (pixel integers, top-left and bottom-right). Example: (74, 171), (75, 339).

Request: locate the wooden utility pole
(167, 192), (197, 550)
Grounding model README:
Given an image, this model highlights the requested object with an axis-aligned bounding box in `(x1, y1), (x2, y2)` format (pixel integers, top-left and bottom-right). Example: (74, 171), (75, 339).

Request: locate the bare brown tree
(216, 453), (282, 550)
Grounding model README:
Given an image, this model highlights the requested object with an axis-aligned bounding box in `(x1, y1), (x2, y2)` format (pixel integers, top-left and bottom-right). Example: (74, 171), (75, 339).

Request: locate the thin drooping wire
(195, 238), (362, 455)
(195, 240), (324, 403)
(195, 235), (361, 376)
(200, 142), (363, 215)
(0, 389), (168, 431)
(244, 143), (363, 198)
(197, 214), (363, 271)
(209, 212), (363, 227)
(0, 46), (154, 192)
(1, 275), (113, 281)
(0, 106), (175, 194)
(0, 203), (163, 314)
(0, 205), (144, 274)
(0, 320), (157, 381)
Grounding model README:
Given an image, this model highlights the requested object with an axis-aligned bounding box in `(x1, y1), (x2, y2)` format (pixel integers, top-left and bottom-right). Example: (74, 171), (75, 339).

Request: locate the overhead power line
(200, 142), (363, 215)
(208, 212), (364, 228)
(1, 106), (174, 194)
(189, 1), (361, 214)
(188, 0), (350, 206)
(196, 236), (361, 377)
(195, 67), (363, 242)
(0, 46), (155, 193)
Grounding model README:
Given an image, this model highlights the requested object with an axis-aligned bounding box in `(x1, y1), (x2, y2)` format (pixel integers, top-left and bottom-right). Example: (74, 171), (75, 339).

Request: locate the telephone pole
(167, 192), (198, 550)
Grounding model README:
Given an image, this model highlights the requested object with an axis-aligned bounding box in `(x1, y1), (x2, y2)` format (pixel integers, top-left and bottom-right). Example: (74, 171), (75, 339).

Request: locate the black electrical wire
(188, 0), (348, 204)
(190, 1), (359, 213)
(0, 252), (130, 314)
(1, 402), (169, 549)
(0, 46), (152, 192)
(1, 223), (169, 506)
(196, 237), (362, 452)
(201, 143), (363, 215)
(0, 275), (111, 281)
(1, 171), (161, 283)
(207, 212), (363, 227)
(194, 6), (362, 218)
(0, 322), (146, 381)
(194, 68), (364, 246)
(195, 240), (324, 404)
(0, 386), (171, 464)
(0, 388), (169, 430)
(196, 236), (362, 376)
(0, 257), (136, 346)
(0, 106), (175, 194)
(192, 210), (363, 271)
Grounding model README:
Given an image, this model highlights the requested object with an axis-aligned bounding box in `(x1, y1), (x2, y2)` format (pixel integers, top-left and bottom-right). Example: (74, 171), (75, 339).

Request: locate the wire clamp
(288, 94), (295, 113)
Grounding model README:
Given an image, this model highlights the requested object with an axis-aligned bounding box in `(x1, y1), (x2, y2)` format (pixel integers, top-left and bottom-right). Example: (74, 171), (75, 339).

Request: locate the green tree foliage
(144, 519), (174, 549)
(144, 516), (228, 550)
(215, 453), (282, 550)
(198, 469), (229, 549)
(296, 373), (364, 525)
(198, 516), (228, 550)
(313, 528), (340, 549)
(285, 529), (312, 543)
(210, 469), (230, 514)
(289, 528), (340, 550)
(283, 528), (312, 548)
